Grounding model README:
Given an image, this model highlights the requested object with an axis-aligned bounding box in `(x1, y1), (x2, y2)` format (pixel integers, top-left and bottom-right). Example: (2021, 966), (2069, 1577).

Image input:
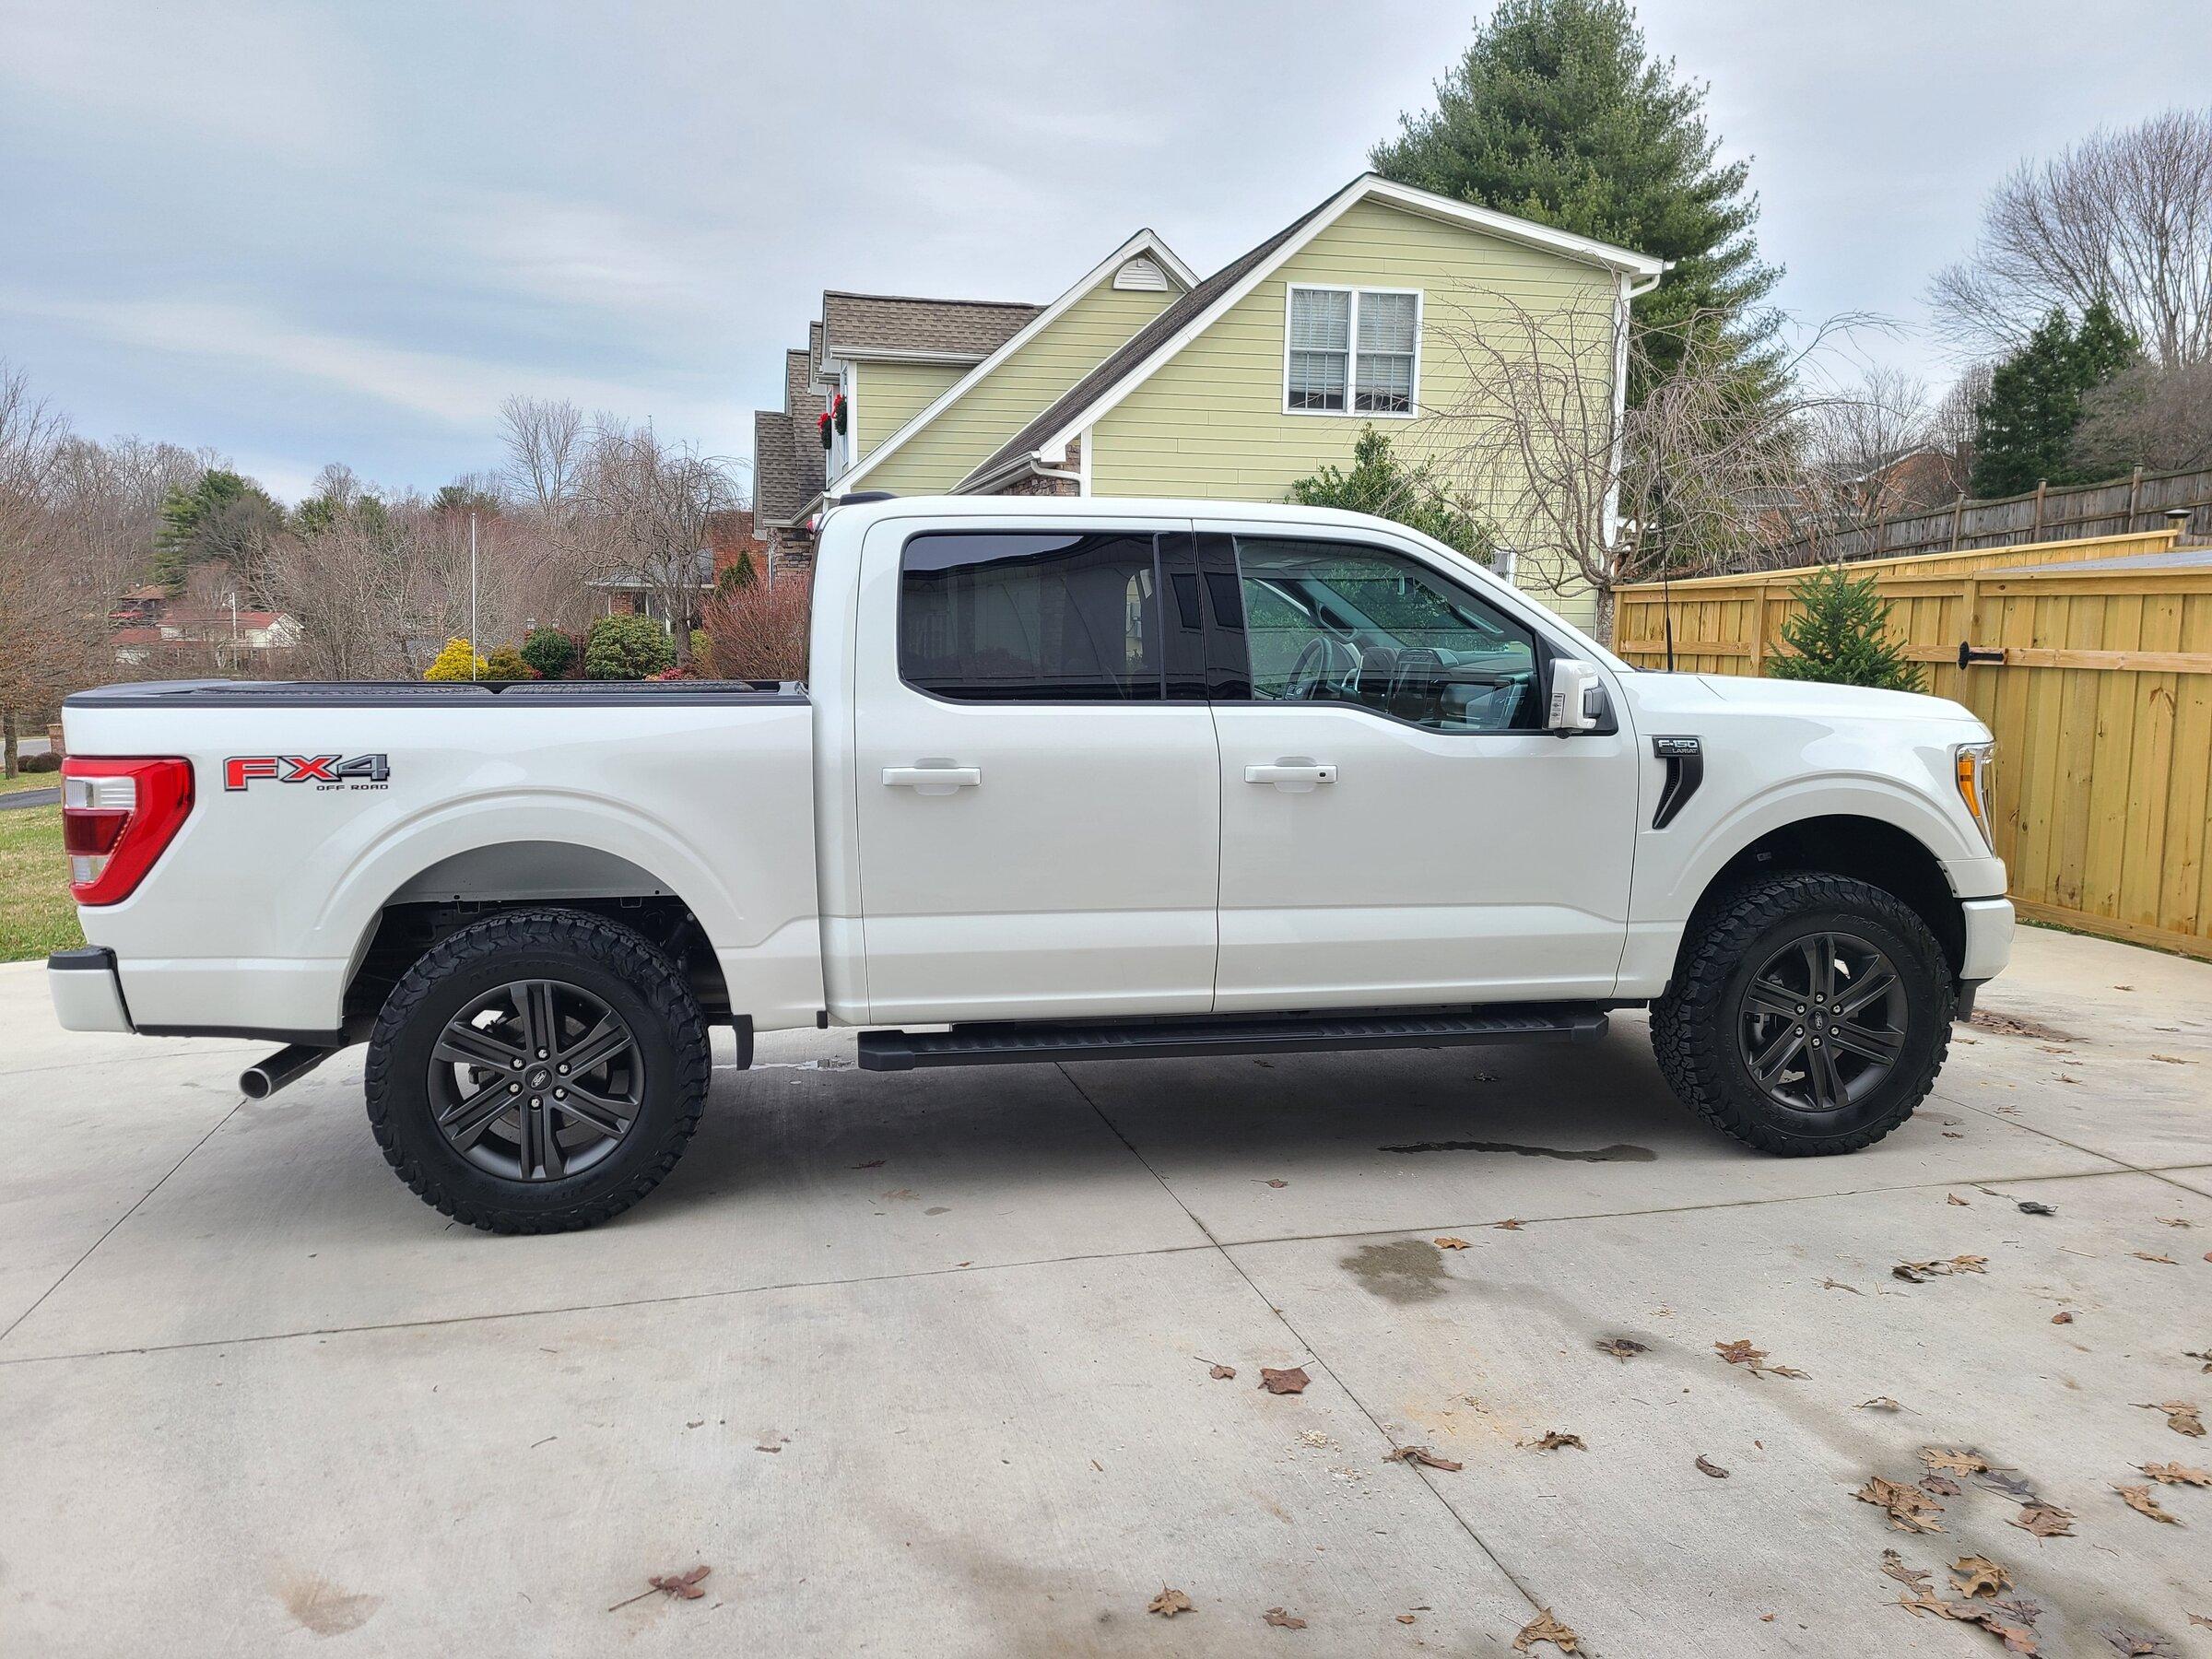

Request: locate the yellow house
(750, 173), (1662, 628)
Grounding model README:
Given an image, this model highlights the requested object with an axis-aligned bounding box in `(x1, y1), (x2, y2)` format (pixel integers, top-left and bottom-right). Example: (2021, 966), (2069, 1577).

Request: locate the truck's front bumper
(48, 947), (134, 1033)
(1959, 897), (2014, 983)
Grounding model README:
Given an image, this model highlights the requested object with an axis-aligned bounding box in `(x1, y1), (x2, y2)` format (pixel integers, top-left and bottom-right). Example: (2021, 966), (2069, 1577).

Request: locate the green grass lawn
(0, 770), (62, 794)
(0, 806), (82, 962)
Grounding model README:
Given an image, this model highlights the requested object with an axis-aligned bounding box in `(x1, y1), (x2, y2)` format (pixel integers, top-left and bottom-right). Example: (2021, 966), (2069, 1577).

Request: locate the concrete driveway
(2, 928), (2207, 1656)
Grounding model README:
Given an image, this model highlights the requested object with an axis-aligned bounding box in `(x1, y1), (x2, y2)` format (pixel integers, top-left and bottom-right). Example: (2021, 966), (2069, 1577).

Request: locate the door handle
(882, 765), (981, 795)
(1246, 762), (1336, 791)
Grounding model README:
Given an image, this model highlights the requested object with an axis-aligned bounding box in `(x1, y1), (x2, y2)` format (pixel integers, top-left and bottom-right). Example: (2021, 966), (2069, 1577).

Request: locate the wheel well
(343, 841), (731, 1027)
(1692, 816), (1964, 975)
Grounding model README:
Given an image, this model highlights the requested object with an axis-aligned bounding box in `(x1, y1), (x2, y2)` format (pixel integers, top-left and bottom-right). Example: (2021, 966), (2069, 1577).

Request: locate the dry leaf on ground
(1714, 1338), (1807, 1379)
(1594, 1338), (1647, 1361)
(608, 1565), (711, 1611)
(2133, 1252), (2179, 1265)
(1922, 1474), (1963, 1497)
(1259, 1367), (1311, 1396)
(1147, 1587), (1194, 1618)
(1975, 1469), (2041, 1503)
(2010, 1503), (2075, 1537)
(2113, 1484), (2182, 1524)
(1696, 1455), (1729, 1478)
(2187, 1349), (2212, 1372)
(2140, 1462), (2211, 1486)
(1385, 1444), (1463, 1472)
(1924, 1447), (1993, 1476)
(1947, 1194), (1971, 1206)
(1859, 1396), (1904, 1412)
(1494, 1218), (1525, 1230)
(1950, 1556), (2012, 1597)
(1857, 1477), (1946, 1534)
(1512, 1609), (1580, 1653)
(2053, 1312), (2074, 1324)
(1881, 1550), (1932, 1591)
(1894, 1255), (1989, 1283)
(1262, 1178), (1288, 1188)
(2150, 1054), (2193, 1065)
(2138, 1401), (2206, 1437)
(1434, 1236), (1471, 1249)
(1820, 1277), (1863, 1293)
(2158, 1216), (2195, 1226)
(2018, 1200), (2056, 1217)
(1524, 1431), (1586, 1452)
(1262, 1606), (1306, 1629)
(1207, 1363), (1236, 1381)
(1896, 1586), (2042, 1653)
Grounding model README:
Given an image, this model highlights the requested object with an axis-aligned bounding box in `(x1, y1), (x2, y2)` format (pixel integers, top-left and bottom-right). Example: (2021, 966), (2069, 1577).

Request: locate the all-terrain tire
(1651, 872), (1953, 1156)
(364, 907), (710, 1232)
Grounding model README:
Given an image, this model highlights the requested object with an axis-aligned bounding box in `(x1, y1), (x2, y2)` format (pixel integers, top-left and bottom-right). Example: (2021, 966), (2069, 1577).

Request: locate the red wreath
(817, 409), (832, 450)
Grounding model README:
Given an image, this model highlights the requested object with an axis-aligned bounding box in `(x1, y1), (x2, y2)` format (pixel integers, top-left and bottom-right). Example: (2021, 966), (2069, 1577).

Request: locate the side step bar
(857, 1005), (1608, 1072)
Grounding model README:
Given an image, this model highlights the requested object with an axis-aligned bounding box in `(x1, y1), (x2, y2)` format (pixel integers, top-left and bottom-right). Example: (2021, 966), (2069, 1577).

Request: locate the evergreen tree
(1970, 300), (2140, 497)
(518, 626), (577, 680)
(1769, 564), (1924, 692)
(1286, 425), (1491, 560)
(1371, 0), (1781, 400)
(422, 637), (487, 681)
(583, 613), (677, 680)
(152, 468), (283, 591)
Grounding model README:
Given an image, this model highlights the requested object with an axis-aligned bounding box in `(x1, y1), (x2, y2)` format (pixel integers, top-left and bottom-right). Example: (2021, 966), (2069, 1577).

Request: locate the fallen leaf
(1881, 1549), (1932, 1591)
(2053, 1312), (2074, 1324)
(1433, 1236), (1471, 1250)
(1714, 1338), (1807, 1379)
(1594, 1338), (1647, 1361)
(2018, 1200), (2056, 1217)
(1973, 1469), (2041, 1503)
(1263, 1178), (1288, 1188)
(1396, 1613), (1417, 1624)
(1262, 1606), (1306, 1629)
(2113, 1483), (2182, 1524)
(608, 1565), (711, 1612)
(1512, 1608), (1580, 1653)
(2138, 1401), (2206, 1437)
(2134, 1252), (2180, 1265)
(1894, 1255), (1989, 1283)
(2191, 1613), (2212, 1630)
(2009, 1502), (2075, 1537)
(1208, 1364), (1236, 1381)
(1971, 1009), (2076, 1041)
(1922, 1474), (1963, 1497)
(2114, 983), (2134, 991)
(1494, 1218), (1525, 1230)
(1258, 1367), (1311, 1396)
(1859, 1396), (1904, 1412)
(1147, 1587), (1193, 1618)
(2151, 1054), (2193, 1064)
(2187, 1350), (2212, 1372)
(1857, 1476), (1946, 1533)
(2140, 1462), (2210, 1486)
(1950, 1556), (2011, 1597)
(1947, 1194), (1971, 1206)
(1896, 1586), (2042, 1653)
(1695, 1454), (1729, 1477)
(853, 1159), (885, 1169)
(2158, 1216), (2195, 1226)
(1944, 1131), (1965, 1138)
(1820, 1277), (1863, 1294)
(1924, 1447), (1993, 1476)
(1384, 1444), (1463, 1472)
(1524, 1431), (1586, 1452)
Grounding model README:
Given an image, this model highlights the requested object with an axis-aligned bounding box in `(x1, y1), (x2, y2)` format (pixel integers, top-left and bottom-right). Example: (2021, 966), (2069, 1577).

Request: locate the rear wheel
(365, 908), (709, 1232)
(1651, 873), (1952, 1156)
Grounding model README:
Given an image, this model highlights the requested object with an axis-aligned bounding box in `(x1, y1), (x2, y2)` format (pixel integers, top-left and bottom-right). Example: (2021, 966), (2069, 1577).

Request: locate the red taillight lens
(61, 757), (194, 905)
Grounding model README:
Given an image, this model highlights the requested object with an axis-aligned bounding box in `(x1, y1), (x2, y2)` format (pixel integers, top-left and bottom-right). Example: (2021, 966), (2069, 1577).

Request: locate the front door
(853, 515), (1221, 1023)
(1201, 525), (1637, 1010)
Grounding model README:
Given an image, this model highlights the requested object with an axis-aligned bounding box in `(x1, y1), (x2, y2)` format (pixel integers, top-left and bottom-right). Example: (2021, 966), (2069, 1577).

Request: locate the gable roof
(784, 348), (821, 416)
(821, 291), (1041, 362)
(833, 228), (1195, 494)
(753, 408), (825, 528)
(957, 172), (1665, 491)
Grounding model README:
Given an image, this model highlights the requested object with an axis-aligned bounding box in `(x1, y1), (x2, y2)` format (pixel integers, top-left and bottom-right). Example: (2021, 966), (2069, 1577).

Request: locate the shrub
(703, 573), (813, 682)
(482, 644), (538, 681)
(519, 626), (576, 679)
(18, 751), (61, 773)
(688, 629), (712, 667)
(584, 613), (677, 680)
(423, 637), (487, 681)
(1770, 564), (1925, 693)
(716, 551), (757, 593)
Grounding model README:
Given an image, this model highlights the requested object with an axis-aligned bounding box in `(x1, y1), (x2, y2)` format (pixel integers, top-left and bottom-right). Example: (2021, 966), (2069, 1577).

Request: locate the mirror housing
(1547, 659), (1604, 734)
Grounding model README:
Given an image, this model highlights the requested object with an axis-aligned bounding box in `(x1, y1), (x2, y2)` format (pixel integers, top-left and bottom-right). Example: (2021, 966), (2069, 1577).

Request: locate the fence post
(1949, 492), (1965, 550)
(2127, 465), (2143, 530)
(1747, 580), (1768, 677)
(2031, 479), (2047, 540)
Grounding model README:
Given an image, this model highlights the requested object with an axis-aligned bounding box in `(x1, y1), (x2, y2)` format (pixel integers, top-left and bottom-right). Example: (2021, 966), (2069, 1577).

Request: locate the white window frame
(1281, 284), (1422, 419)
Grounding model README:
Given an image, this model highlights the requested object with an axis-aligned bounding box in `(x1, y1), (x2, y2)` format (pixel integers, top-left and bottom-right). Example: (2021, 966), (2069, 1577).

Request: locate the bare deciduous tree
(579, 422), (739, 660)
(0, 363), (100, 773)
(2071, 359), (2212, 475)
(1932, 107), (2212, 370)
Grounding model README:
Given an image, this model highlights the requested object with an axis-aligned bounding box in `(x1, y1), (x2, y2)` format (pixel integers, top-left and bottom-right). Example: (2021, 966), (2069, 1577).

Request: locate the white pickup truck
(49, 495), (2012, 1232)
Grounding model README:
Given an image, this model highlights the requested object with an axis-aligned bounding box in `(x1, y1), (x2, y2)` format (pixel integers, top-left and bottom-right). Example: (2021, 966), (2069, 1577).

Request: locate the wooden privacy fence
(1612, 527), (2212, 960)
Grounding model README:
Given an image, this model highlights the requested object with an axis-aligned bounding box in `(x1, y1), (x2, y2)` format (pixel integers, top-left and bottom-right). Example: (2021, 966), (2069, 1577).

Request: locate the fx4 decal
(224, 754), (392, 792)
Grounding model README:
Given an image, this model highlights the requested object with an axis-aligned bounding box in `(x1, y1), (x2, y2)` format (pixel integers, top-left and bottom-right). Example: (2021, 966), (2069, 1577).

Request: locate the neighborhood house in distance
(752, 172), (1665, 629)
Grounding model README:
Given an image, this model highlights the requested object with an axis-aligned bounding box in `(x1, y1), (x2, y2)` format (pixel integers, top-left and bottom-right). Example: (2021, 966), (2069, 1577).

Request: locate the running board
(856, 1005), (1608, 1072)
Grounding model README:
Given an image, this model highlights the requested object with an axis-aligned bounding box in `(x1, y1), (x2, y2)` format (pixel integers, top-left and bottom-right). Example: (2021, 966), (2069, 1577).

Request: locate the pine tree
(1769, 565), (1924, 692)
(1286, 425), (1491, 559)
(1971, 300), (2139, 497)
(1371, 0), (1781, 401)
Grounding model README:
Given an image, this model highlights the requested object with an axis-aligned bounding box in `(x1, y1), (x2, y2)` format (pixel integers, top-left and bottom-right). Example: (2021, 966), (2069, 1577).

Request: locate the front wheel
(1651, 873), (1953, 1156)
(365, 907), (710, 1232)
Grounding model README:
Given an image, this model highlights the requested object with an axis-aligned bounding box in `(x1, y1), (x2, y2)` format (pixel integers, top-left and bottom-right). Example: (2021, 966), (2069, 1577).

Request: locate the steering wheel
(1285, 635), (1358, 700)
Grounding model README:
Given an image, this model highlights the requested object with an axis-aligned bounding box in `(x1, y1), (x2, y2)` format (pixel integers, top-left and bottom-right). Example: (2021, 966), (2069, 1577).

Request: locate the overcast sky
(4, 0), (2208, 504)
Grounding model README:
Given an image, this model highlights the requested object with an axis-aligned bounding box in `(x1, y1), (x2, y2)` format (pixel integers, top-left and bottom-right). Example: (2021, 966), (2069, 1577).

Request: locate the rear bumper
(1959, 896), (2014, 983)
(48, 947), (135, 1033)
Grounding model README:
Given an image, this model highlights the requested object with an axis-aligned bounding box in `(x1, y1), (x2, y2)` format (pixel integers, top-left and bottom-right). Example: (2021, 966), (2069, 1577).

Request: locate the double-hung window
(1285, 287), (1419, 416)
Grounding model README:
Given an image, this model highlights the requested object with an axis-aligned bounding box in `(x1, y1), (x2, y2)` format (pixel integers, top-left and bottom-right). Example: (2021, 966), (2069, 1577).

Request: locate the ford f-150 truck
(48, 495), (2013, 1232)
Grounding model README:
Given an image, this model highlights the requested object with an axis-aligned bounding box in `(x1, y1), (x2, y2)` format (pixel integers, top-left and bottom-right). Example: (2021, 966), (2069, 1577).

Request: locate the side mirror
(1547, 659), (1604, 733)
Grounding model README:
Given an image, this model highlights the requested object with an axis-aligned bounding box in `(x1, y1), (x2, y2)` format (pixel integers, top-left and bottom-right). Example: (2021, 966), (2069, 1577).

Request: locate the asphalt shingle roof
(753, 408), (825, 528)
(823, 291), (1041, 359)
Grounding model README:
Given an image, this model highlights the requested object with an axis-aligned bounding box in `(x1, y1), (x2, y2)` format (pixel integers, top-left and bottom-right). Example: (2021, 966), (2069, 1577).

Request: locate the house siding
(860, 282), (1181, 497)
(1088, 197), (1618, 628)
(853, 360), (965, 462)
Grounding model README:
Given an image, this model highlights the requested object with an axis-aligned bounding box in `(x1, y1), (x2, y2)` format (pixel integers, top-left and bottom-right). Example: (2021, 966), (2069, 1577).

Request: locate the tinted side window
(1234, 536), (1540, 733)
(900, 531), (1161, 701)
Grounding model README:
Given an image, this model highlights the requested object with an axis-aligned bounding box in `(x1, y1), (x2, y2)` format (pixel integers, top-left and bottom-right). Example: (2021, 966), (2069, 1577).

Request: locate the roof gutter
(953, 452), (1075, 497)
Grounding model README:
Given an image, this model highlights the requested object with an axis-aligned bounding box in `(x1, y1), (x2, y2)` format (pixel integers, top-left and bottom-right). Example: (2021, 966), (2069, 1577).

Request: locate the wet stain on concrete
(1339, 1239), (1452, 1303)
(276, 1572), (381, 1637)
(1378, 1138), (1656, 1163)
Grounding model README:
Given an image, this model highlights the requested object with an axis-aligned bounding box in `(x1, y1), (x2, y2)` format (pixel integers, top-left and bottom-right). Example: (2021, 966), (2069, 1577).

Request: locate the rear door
(1200, 524), (1637, 1009)
(852, 514), (1220, 1023)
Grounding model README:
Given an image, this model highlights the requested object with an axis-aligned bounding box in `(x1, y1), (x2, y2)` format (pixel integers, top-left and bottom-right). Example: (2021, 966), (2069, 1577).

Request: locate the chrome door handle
(882, 765), (981, 795)
(1246, 762), (1336, 791)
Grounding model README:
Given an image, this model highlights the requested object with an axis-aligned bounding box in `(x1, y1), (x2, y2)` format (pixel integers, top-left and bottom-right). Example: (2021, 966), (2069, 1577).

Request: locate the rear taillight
(61, 757), (194, 905)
